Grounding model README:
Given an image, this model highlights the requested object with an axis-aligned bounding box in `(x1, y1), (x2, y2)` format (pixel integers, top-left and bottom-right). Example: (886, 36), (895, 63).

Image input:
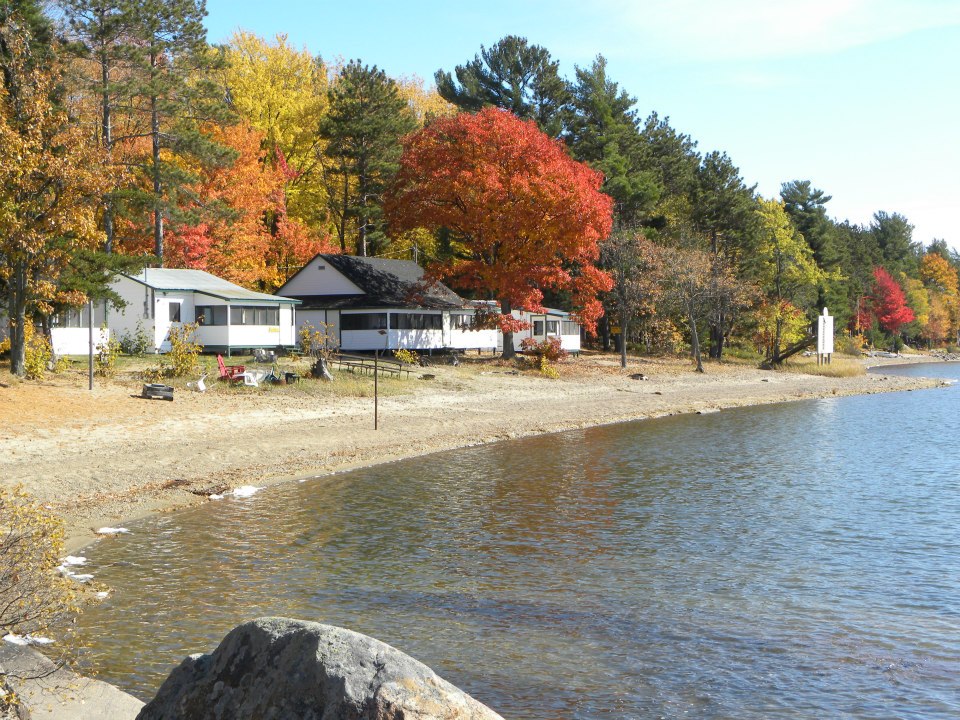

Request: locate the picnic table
(330, 353), (413, 379)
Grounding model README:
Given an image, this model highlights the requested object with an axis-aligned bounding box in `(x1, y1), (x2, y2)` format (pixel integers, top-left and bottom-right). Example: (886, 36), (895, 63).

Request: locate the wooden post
(88, 300), (94, 391)
(374, 351), (378, 430)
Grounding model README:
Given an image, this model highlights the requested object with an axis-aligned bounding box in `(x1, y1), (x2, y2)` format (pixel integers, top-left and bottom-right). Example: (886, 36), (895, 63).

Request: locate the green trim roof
(124, 269), (300, 304)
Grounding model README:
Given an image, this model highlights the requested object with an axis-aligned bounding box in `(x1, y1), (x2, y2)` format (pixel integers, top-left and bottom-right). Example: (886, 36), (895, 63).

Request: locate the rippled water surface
(76, 363), (960, 718)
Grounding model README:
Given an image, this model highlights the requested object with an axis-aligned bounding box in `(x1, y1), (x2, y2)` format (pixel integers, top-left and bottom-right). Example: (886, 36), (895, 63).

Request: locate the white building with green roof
(110, 269), (300, 354)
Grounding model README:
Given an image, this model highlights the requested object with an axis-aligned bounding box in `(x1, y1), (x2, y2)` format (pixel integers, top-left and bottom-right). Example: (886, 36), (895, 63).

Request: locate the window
(450, 313), (473, 330)
(341, 313), (388, 331)
(546, 320), (560, 335)
(196, 306), (228, 326)
(561, 321), (579, 335)
(168, 302), (181, 323)
(393, 313), (442, 330)
(230, 306), (280, 326)
(52, 309), (85, 328)
(533, 320), (544, 336)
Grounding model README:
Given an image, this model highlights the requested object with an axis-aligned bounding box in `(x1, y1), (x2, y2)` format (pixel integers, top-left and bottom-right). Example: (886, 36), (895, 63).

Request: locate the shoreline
(0, 352), (947, 553)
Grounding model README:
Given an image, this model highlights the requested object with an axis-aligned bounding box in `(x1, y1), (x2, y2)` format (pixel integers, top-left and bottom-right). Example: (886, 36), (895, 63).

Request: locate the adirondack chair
(217, 354), (245, 382)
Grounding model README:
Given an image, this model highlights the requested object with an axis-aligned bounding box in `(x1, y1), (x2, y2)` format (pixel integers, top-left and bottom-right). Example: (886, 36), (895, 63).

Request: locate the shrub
(394, 348), (419, 365)
(167, 323), (202, 377)
(94, 332), (122, 376)
(520, 337), (566, 378)
(118, 321), (152, 357)
(299, 322), (338, 359)
(0, 486), (79, 653)
(834, 334), (862, 356)
(23, 327), (52, 381)
(520, 336), (567, 363)
(537, 355), (560, 379)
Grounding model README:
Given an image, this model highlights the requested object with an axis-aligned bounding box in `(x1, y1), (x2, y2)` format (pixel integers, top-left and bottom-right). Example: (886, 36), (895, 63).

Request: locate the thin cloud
(590, 0), (960, 62)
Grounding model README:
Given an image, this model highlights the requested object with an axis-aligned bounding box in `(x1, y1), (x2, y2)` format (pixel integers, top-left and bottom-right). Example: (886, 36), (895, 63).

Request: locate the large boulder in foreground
(137, 617), (504, 720)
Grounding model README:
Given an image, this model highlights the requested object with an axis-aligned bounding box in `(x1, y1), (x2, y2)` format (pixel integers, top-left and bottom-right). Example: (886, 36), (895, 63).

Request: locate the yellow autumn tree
(221, 31), (330, 232)
(0, 25), (110, 377)
(748, 198), (825, 361)
(394, 74), (456, 126)
(919, 252), (960, 344)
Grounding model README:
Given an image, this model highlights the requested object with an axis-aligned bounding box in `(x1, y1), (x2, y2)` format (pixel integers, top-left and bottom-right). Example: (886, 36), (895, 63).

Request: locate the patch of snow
(208, 493), (224, 500)
(62, 555), (86, 566)
(231, 485), (261, 498)
(96, 591), (110, 599)
(69, 573), (94, 583)
(3, 634), (53, 646)
(96, 527), (130, 535)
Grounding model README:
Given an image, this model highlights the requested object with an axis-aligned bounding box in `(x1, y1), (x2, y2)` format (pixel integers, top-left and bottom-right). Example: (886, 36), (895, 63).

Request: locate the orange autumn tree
(385, 107), (613, 357)
(919, 251), (960, 343)
(165, 121), (334, 290)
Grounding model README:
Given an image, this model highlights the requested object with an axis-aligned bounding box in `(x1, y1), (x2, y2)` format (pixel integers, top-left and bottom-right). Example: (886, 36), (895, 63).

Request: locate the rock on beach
(137, 617), (504, 720)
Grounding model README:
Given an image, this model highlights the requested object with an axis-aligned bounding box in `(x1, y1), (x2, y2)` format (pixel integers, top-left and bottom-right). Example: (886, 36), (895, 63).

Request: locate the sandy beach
(0, 352), (945, 552)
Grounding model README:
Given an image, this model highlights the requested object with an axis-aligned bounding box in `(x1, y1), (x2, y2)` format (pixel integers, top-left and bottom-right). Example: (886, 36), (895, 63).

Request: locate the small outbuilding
(110, 269), (299, 354)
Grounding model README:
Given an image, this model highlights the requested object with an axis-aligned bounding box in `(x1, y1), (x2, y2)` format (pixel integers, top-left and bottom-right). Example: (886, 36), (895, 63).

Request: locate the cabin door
(156, 298), (182, 352)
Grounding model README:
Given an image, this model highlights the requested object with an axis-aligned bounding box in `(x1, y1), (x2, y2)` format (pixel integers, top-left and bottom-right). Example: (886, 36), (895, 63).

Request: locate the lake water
(75, 363), (960, 719)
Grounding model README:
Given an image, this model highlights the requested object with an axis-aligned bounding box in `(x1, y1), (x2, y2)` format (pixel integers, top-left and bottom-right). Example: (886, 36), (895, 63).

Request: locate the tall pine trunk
(100, 46), (114, 252)
(151, 90), (163, 263)
(338, 172), (349, 252)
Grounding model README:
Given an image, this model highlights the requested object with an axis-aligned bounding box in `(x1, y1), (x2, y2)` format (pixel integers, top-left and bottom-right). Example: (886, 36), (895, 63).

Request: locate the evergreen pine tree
(637, 112), (701, 231)
(61, 0), (140, 253)
(870, 211), (920, 277)
(435, 35), (569, 138)
(780, 179), (846, 316)
(567, 56), (658, 228)
(319, 60), (416, 256)
(123, 0), (233, 263)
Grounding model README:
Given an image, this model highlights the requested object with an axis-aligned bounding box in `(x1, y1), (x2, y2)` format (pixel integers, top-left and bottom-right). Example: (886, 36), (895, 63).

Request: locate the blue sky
(204, 0), (960, 249)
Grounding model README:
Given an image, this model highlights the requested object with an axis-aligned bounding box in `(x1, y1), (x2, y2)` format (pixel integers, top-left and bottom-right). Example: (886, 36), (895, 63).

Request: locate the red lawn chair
(217, 354), (245, 382)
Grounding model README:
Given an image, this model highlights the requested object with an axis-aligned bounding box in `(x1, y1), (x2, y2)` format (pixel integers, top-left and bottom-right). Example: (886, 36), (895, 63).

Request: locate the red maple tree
(385, 107), (614, 355)
(859, 266), (915, 335)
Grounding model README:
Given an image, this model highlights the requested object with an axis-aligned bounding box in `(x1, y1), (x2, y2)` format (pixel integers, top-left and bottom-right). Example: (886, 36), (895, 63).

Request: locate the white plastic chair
(242, 369), (266, 387)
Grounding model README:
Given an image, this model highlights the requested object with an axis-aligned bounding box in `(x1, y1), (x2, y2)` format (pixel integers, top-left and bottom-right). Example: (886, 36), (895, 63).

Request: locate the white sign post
(817, 307), (834, 365)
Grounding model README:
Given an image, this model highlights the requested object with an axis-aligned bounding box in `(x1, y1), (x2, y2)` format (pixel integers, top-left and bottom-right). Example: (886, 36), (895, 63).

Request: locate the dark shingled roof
(286, 254), (464, 310)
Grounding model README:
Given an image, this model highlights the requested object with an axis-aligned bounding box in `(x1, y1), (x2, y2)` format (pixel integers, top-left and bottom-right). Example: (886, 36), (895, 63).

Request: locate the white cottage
(110, 269), (299, 354)
(276, 254), (499, 353)
(507, 307), (582, 354)
(0, 306), (111, 357)
(49, 305), (111, 356)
